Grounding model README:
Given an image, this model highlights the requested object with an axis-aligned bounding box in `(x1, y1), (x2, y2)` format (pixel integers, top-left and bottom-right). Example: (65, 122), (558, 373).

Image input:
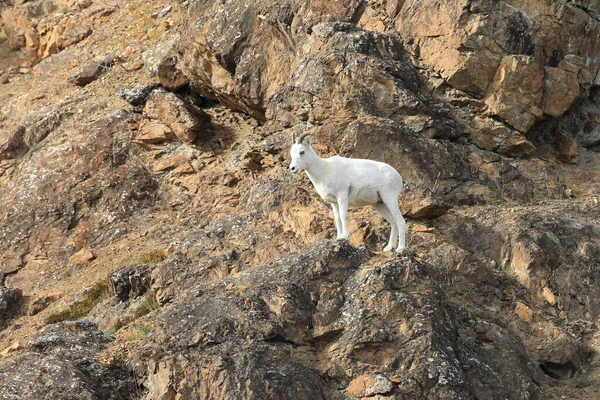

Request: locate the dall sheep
(289, 132), (406, 254)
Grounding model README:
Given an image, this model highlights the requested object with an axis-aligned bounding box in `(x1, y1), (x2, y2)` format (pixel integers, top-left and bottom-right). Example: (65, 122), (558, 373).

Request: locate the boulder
(484, 55), (544, 133)
(138, 240), (544, 400)
(157, 56), (188, 91)
(143, 89), (210, 143)
(555, 132), (579, 164)
(69, 54), (116, 86)
(0, 321), (136, 399)
(136, 120), (175, 144)
(109, 265), (153, 302)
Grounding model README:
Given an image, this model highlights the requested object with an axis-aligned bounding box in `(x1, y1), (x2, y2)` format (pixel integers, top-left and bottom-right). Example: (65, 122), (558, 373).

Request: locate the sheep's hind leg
(380, 193), (406, 255)
(331, 203), (343, 239)
(373, 203), (398, 252)
(337, 196), (350, 239)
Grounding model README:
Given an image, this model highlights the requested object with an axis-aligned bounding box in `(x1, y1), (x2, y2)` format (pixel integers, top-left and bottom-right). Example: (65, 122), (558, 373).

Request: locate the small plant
(122, 323), (153, 341)
(110, 291), (161, 332)
(45, 280), (109, 324)
(134, 290), (161, 318)
(138, 250), (167, 265)
(570, 373), (592, 388)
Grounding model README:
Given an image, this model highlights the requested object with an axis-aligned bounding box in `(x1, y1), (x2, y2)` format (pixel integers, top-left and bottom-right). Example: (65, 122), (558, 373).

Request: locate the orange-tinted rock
(543, 67), (580, 117)
(346, 374), (394, 397)
(136, 120), (175, 144)
(69, 248), (96, 264)
(555, 132), (579, 164)
(157, 56), (188, 92)
(143, 90), (210, 143)
(484, 56), (544, 133)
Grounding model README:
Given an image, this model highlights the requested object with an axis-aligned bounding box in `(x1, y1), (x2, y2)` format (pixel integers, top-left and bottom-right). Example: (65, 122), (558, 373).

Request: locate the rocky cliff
(1, 0), (600, 399)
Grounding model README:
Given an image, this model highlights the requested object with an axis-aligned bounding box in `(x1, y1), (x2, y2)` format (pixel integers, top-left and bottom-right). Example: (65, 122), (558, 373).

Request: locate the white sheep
(289, 132), (406, 254)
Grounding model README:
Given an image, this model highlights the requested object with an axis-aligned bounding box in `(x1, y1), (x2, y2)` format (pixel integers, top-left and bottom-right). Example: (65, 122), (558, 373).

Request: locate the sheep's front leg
(337, 196), (350, 239)
(331, 203), (343, 239)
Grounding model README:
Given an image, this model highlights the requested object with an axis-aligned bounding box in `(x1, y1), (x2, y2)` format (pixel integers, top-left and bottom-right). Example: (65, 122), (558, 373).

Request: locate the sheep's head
(289, 132), (312, 174)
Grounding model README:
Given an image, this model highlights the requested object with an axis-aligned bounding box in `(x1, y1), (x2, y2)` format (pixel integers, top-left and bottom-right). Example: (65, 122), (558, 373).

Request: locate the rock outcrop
(0, 0), (600, 399)
(0, 320), (136, 400)
(138, 241), (544, 399)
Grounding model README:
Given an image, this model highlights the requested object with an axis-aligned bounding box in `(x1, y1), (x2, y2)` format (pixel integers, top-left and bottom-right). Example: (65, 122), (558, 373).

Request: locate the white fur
(289, 135), (406, 254)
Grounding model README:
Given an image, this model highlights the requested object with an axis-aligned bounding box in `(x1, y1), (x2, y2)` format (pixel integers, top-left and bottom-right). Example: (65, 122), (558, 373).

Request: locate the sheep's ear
(292, 132), (297, 144)
(304, 136), (311, 145)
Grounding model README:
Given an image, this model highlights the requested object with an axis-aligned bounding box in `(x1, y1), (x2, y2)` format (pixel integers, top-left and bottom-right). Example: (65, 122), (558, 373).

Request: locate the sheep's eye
(300, 151), (305, 155)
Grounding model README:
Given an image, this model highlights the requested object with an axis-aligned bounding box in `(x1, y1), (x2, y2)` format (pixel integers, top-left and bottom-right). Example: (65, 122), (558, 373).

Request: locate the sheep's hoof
(395, 248), (405, 255)
(383, 245), (394, 252)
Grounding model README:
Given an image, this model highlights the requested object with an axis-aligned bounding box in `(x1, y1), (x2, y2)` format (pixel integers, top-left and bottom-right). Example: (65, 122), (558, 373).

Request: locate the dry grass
(45, 280), (110, 324)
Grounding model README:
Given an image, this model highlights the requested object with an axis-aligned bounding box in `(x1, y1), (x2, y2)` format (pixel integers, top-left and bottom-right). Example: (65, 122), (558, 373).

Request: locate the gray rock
(0, 286), (20, 326)
(0, 320), (136, 400)
(116, 84), (159, 106)
(109, 265), (153, 302)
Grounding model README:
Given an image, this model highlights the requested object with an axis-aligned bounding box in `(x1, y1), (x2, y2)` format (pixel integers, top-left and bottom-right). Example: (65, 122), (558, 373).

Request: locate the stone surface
(143, 89), (210, 143)
(346, 374), (394, 397)
(136, 120), (175, 144)
(543, 67), (580, 118)
(0, 321), (136, 399)
(69, 248), (96, 264)
(0, 286), (20, 327)
(555, 132), (579, 164)
(109, 265), (153, 302)
(116, 84), (159, 106)
(484, 55), (544, 133)
(137, 240), (545, 400)
(401, 187), (450, 219)
(28, 292), (61, 316)
(70, 54), (116, 86)
(157, 55), (188, 91)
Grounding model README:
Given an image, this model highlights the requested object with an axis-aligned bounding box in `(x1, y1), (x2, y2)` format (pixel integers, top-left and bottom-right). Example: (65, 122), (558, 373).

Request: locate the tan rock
(497, 133), (536, 158)
(543, 67), (580, 117)
(469, 116), (536, 157)
(515, 301), (534, 322)
(555, 132), (578, 164)
(28, 292), (61, 316)
(171, 163), (195, 176)
(541, 287), (557, 306)
(0, 248), (26, 278)
(1, 341), (21, 356)
(346, 374), (393, 397)
(469, 116), (513, 152)
(153, 156), (187, 172)
(357, 6), (386, 33)
(69, 248), (96, 264)
(157, 56), (188, 92)
(136, 121), (175, 144)
(395, 0), (503, 95)
(484, 55), (544, 133)
(143, 90), (210, 144)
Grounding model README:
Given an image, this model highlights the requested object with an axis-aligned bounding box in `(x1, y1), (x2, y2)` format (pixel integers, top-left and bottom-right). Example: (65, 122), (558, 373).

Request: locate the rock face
(138, 241), (544, 399)
(1, 0), (101, 64)
(0, 320), (136, 400)
(1, 0), (600, 399)
(0, 286), (21, 327)
(177, 0), (599, 156)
